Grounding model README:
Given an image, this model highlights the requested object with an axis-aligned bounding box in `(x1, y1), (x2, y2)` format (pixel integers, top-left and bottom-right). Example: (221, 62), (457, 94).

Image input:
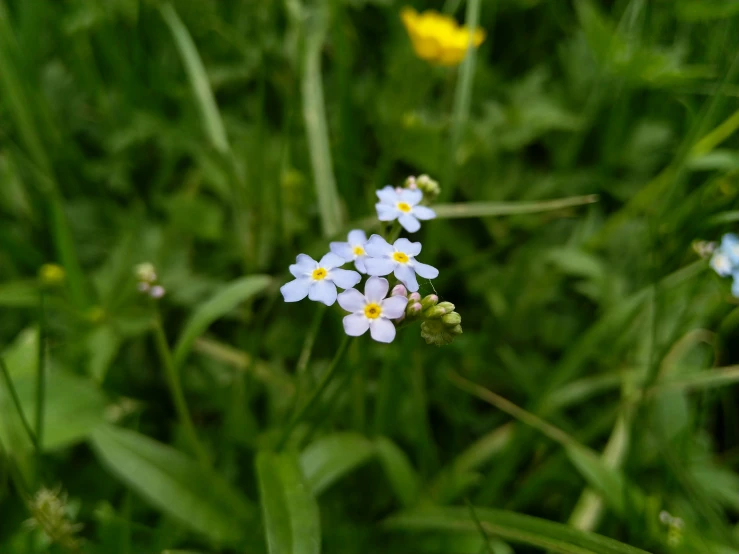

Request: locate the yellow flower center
(364, 303), (382, 319)
(353, 246), (365, 256)
(312, 268), (327, 280)
(397, 202), (412, 213)
(393, 252), (409, 264)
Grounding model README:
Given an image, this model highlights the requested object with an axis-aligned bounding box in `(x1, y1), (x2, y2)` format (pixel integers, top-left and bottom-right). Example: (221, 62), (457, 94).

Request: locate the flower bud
(420, 294), (438, 310)
(25, 487), (83, 550)
(391, 284), (408, 297)
(134, 262), (157, 284)
(38, 264), (65, 287)
(406, 302), (423, 318)
(149, 285), (166, 299)
(408, 292), (422, 303)
(421, 319), (456, 346)
(416, 174), (440, 201)
(441, 312), (461, 326)
(423, 301), (455, 319)
(448, 324), (463, 335)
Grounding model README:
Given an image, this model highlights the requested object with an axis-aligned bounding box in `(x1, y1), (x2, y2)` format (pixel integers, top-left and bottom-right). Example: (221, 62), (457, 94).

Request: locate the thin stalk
(152, 317), (210, 469)
(277, 334), (351, 450)
(0, 357), (37, 449)
(35, 291), (46, 452)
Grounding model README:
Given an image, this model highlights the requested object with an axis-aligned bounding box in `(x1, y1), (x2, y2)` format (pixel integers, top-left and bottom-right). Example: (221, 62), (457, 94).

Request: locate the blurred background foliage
(1, 0), (739, 552)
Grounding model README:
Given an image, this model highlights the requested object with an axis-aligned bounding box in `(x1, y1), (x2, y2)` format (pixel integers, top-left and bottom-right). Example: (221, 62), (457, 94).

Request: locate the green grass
(1, 0), (739, 553)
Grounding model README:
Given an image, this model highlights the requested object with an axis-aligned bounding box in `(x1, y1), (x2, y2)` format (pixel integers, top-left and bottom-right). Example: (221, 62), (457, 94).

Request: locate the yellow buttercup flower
(401, 7), (485, 66)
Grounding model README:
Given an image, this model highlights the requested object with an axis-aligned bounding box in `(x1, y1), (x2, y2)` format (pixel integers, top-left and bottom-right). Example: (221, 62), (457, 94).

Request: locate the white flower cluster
(280, 183), (438, 343)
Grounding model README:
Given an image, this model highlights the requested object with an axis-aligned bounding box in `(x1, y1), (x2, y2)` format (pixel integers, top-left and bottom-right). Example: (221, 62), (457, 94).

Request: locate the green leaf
(0, 280), (39, 307)
(433, 195), (598, 219)
(256, 451), (321, 554)
(375, 437), (421, 508)
(384, 507), (651, 554)
(172, 275), (271, 369)
(90, 424), (257, 544)
(300, 432), (376, 495)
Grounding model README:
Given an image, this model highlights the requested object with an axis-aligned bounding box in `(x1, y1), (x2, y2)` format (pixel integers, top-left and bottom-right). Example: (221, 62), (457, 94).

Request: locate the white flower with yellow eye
(337, 277), (408, 343)
(330, 229), (369, 273)
(280, 253), (360, 306)
(375, 186), (435, 233)
(363, 235), (438, 292)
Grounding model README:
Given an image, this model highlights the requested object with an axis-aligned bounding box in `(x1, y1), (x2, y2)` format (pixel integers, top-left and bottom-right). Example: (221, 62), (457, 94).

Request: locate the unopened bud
(391, 284), (408, 297)
(448, 324), (463, 335)
(408, 292), (422, 303)
(420, 294), (438, 310)
(149, 285), (166, 299)
(423, 301), (454, 319)
(134, 262), (157, 284)
(441, 312), (461, 326)
(406, 302), (423, 317)
(421, 319), (457, 346)
(416, 174), (440, 201)
(38, 264), (66, 287)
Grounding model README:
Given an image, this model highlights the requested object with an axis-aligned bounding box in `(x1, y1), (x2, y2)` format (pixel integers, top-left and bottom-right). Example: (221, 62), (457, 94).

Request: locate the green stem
(0, 357), (37, 449)
(152, 317), (210, 469)
(277, 334), (351, 450)
(35, 291), (46, 453)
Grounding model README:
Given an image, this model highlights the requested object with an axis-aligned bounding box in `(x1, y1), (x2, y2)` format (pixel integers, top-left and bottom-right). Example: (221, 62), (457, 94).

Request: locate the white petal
(398, 188), (423, 206)
(338, 288), (367, 312)
(412, 260), (439, 279)
(330, 242), (354, 262)
(365, 257), (396, 276)
(328, 268), (361, 289)
(393, 238), (422, 257)
(280, 278), (311, 302)
(376, 204), (400, 221)
(398, 214), (421, 233)
(343, 314), (370, 336)
(308, 280), (338, 306)
(369, 318), (396, 343)
(394, 264), (418, 292)
(364, 276), (389, 303)
(365, 234), (394, 257)
(348, 229), (367, 246)
(380, 295), (408, 319)
(376, 185), (399, 204)
(354, 257), (367, 274)
(412, 205), (436, 220)
(319, 252), (346, 269)
(290, 254), (317, 277)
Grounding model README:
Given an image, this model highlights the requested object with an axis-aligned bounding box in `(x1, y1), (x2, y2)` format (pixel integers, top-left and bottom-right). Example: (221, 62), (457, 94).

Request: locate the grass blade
(433, 195), (599, 219)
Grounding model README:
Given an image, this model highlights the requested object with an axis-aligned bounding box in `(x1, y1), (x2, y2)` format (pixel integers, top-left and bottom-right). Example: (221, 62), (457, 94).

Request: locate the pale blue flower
(363, 234), (439, 292)
(330, 229), (369, 273)
(710, 233), (739, 277)
(375, 185), (436, 233)
(337, 277), (408, 343)
(281, 253), (360, 306)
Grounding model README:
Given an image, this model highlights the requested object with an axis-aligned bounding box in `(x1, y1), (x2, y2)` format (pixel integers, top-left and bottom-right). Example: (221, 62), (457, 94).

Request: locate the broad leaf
(300, 433), (375, 496)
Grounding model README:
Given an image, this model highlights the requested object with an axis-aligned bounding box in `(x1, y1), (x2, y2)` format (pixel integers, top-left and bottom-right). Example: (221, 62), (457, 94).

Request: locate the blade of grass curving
(302, 5), (343, 237)
(0, 357), (37, 450)
(256, 451), (321, 554)
(384, 506), (651, 554)
(159, 3), (229, 155)
(434, 195), (599, 218)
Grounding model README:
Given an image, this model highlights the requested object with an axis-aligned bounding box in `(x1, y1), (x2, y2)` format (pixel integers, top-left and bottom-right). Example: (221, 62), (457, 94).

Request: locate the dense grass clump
(1, 1), (738, 553)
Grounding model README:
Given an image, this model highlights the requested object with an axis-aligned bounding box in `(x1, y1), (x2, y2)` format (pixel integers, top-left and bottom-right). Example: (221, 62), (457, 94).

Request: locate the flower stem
(152, 317), (210, 469)
(35, 291), (46, 454)
(277, 333), (351, 450)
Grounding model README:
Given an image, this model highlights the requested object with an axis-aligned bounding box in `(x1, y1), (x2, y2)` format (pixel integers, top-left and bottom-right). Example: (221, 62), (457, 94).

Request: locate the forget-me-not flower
(710, 233), (739, 277)
(330, 229), (369, 273)
(281, 253), (360, 306)
(337, 277), (408, 343)
(363, 234), (439, 292)
(375, 186), (436, 233)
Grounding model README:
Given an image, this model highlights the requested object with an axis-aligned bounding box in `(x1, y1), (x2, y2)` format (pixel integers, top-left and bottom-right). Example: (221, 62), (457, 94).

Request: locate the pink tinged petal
(393, 238), (422, 257)
(364, 257), (396, 276)
(354, 257), (367, 274)
(394, 264), (419, 292)
(380, 295), (408, 319)
(412, 205), (436, 220)
(348, 229), (367, 246)
(398, 188), (423, 206)
(364, 276), (390, 303)
(308, 280), (338, 306)
(398, 214), (421, 233)
(343, 314), (370, 336)
(369, 318), (396, 343)
(330, 242), (354, 262)
(280, 278), (311, 302)
(376, 185), (399, 204)
(412, 260), (439, 279)
(328, 268), (361, 289)
(319, 252), (346, 269)
(365, 234), (394, 257)
(338, 288), (367, 312)
(376, 204), (400, 221)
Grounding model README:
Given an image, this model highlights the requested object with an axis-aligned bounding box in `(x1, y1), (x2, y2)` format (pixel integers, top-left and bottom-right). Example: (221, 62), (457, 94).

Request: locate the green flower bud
(416, 174), (440, 201)
(420, 294), (438, 310)
(406, 302), (423, 318)
(38, 264), (65, 287)
(449, 324), (463, 335)
(423, 301), (455, 319)
(441, 312), (461, 326)
(421, 319), (457, 346)
(26, 487), (83, 550)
